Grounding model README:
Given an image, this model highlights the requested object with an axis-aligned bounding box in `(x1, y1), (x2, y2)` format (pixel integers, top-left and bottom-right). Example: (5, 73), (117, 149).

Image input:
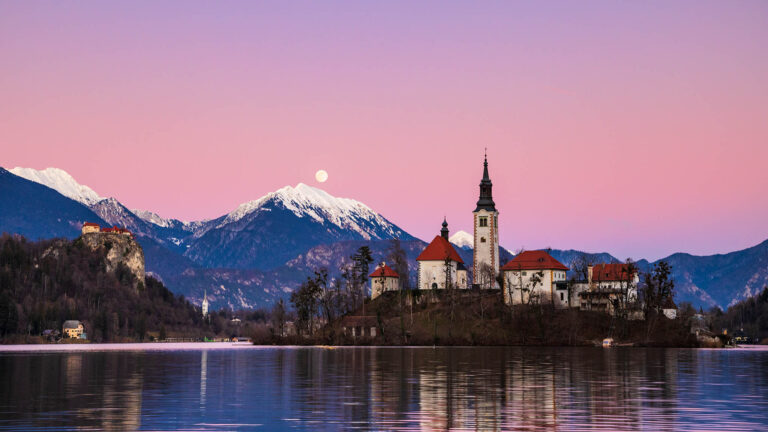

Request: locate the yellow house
(62, 320), (85, 339)
(81, 222), (100, 235)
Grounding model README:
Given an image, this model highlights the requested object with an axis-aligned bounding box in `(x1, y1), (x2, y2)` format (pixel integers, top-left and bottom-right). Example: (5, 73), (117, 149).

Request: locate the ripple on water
(0, 346), (767, 431)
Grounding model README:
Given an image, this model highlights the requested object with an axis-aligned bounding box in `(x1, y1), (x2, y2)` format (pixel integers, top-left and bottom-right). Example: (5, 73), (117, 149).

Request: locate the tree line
(0, 234), (246, 342)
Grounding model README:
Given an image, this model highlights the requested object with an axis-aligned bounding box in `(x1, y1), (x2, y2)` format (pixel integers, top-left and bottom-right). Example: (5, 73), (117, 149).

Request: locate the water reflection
(1, 347), (767, 431)
(201, 350), (208, 407)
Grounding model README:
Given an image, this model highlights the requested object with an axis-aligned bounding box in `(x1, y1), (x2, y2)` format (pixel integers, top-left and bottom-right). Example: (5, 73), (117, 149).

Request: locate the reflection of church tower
(473, 153), (499, 287)
(202, 291), (209, 317)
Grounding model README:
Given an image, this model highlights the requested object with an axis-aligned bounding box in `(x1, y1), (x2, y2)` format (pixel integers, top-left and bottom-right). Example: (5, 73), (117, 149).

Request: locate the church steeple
(440, 218), (449, 240)
(202, 290), (209, 318)
(474, 152), (496, 212)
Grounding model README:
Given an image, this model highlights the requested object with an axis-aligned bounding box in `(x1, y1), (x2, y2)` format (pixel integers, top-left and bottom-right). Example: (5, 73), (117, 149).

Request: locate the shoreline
(1, 342), (766, 353)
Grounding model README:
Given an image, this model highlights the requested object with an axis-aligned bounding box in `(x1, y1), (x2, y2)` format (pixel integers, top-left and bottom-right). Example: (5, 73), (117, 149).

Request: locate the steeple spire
(475, 152), (496, 212)
(440, 217), (449, 240)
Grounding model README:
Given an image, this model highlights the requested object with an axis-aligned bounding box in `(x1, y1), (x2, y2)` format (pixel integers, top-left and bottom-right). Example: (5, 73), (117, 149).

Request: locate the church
(416, 155), (500, 290)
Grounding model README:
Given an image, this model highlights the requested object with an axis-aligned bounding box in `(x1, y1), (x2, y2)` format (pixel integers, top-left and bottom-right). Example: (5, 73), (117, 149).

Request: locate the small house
(369, 262), (399, 299)
(501, 250), (569, 307)
(340, 316), (378, 339)
(62, 320), (85, 339)
(576, 263), (640, 315)
(662, 297), (678, 319)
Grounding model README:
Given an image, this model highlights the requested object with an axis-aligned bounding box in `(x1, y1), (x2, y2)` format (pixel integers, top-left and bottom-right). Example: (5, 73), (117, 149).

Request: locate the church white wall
(371, 277), (399, 299)
(503, 269), (569, 308)
(418, 261), (467, 290)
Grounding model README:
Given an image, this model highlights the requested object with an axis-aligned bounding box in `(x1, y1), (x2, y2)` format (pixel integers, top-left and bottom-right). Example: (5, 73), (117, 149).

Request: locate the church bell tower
(473, 153), (499, 288)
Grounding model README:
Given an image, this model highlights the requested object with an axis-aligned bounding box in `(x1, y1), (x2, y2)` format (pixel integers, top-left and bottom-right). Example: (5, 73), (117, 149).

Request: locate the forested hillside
(0, 234), (229, 342)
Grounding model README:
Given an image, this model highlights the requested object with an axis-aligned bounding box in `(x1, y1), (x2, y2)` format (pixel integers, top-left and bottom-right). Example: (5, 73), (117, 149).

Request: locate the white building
(662, 297), (678, 319)
(501, 250), (569, 307)
(417, 220), (468, 290)
(473, 155), (500, 288)
(369, 262), (400, 299)
(202, 291), (209, 318)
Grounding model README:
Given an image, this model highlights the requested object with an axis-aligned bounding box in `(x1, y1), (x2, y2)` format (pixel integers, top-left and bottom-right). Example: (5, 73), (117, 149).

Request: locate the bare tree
(570, 254), (595, 282)
(611, 259), (639, 320)
(477, 262), (496, 290)
(387, 239), (409, 342)
(271, 299), (287, 337)
(444, 255), (456, 322)
(387, 239), (409, 291)
(527, 271), (544, 305)
(315, 268), (335, 326)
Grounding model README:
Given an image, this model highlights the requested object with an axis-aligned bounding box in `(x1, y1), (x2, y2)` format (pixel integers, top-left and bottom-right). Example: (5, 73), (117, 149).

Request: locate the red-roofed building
(369, 262), (400, 299)
(417, 220), (468, 290)
(589, 263), (638, 283)
(100, 225), (134, 238)
(501, 250), (570, 307)
(576, 262), (641, 316)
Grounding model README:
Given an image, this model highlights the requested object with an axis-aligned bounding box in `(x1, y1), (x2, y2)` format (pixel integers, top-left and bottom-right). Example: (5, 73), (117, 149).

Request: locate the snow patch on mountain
(221, 183), (402, 240)
(449, 229), (515, 256)
(90, 198), (137, 227)
(132, 209), (174, 228)
(10, 167), (103, 206)
(449, 230), (474, 249)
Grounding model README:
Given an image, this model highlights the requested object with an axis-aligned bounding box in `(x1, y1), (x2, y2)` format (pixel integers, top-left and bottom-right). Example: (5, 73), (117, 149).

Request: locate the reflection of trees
(0, 347), (712, 430)
(320, 347), (682, 431)
(262, 347), (683, 431)
(0, 352), (143, 430)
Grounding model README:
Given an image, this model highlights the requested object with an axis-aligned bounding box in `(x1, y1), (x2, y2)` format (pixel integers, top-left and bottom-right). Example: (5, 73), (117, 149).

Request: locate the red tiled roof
(369, 264), (399, 278)
(83, 222), (100, 227)
(591, 263), (636, 282)
(100, 226), (132, 235)
(501, 250), (568, 271)
(416, 236), (464, 263)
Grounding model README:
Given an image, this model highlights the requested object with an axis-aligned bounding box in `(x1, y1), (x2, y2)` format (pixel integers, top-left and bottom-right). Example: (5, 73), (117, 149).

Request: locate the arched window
(432, 283), (438, 289)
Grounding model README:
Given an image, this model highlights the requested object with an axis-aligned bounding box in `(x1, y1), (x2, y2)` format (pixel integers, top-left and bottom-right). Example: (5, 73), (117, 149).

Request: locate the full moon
(315, 170), (328, 183)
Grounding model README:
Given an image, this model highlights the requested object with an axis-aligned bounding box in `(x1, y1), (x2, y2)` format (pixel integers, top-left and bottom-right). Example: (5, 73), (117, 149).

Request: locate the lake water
(1, 344), (767, 431)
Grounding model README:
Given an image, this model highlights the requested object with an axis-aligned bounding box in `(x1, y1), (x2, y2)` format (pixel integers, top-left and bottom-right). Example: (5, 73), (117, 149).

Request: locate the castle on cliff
(81, 222), (133, 238)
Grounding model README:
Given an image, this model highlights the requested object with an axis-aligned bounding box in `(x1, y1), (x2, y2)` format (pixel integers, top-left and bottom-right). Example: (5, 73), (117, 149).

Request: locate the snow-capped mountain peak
(221, 183), (403, 240)
(10, 167), (103, 206)
(132, 208), (174, 228)
(449, 230), (474, 249)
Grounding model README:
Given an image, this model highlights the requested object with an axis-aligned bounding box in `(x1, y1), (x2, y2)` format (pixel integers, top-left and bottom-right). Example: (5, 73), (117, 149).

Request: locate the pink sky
(2, 1), (767, 261)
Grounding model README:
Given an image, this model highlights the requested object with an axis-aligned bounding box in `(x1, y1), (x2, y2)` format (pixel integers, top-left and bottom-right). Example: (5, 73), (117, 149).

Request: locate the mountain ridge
(3, 166), (766, 310)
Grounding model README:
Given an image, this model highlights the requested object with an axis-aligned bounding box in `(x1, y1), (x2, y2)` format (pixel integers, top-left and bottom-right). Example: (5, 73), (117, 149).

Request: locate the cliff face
(81, 232), (146, 285)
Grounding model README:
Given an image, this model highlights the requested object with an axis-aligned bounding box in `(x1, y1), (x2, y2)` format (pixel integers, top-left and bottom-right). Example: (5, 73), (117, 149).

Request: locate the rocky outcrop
(81, 232), (145, 285)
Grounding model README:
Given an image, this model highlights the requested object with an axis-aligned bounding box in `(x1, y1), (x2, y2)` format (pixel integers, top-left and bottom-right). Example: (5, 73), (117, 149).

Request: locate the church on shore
(414, 154), (501, 291)
(369, 153), (653, 317)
